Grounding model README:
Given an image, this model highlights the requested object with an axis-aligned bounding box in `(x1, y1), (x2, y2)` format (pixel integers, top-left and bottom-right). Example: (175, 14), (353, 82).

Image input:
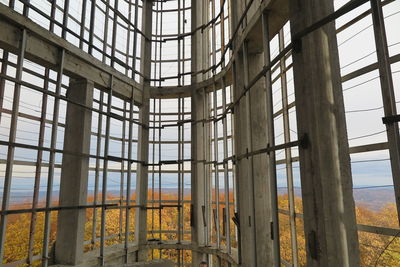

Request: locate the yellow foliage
(2, 194), (400, 266)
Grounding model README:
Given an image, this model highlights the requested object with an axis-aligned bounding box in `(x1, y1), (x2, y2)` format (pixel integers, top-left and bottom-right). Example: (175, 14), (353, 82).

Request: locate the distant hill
(352, 188), (395, 210)
(277, 187), (395, 211)
(4, 187), (395, 211)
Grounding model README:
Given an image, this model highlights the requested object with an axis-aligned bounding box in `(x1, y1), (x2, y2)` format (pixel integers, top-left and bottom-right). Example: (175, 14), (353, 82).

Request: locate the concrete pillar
(134, 0), (152, 261)
(247, 51), (274, 267)
(289, 0), (360, 266)
(229, 1), (274, 266)
(232, 53), (254, 267)
(55, 78), (93, 265)
(231, 49), (274, 267)
(191, 88), (208, 265)
(191, 0), (208, 265)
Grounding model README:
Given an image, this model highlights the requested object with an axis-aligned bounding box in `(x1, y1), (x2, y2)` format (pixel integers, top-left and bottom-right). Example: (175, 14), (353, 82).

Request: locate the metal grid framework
(0, 0), (145, 82)
(147, 97), (192, 266)
(0, 43), (142, 267)
(0, 0), (145, 266)
(0, 0), (399, 266)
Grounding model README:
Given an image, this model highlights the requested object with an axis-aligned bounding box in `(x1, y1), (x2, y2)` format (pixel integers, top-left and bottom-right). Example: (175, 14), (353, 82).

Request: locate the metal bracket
(292, 38), (302, 54)
(382, 114), (400, 124)
(270, 221), (274, 240)
(300, 133), (310, 149)
(202, 205), (207, 227)
(308, 230), (320, 260)
(232, 212), (240, 228)
(190, 204), (194, 227)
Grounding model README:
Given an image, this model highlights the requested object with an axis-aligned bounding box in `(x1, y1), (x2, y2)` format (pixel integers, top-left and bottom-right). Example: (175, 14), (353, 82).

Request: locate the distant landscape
(5, 187), (396, 211)
(2, 189), (399, 266)
(278, 187), (395, 211)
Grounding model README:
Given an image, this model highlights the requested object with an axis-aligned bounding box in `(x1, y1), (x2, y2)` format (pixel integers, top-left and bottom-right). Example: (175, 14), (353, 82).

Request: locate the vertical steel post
(0, 51), (8, 123)
(99, 76), (113, 266)
(370, 0), (400, 224)
(120, 102), (127, 240)
(231, 61), (242, 265)
(111, 0), (118, 68)
(211, 0), (221, 257)
(203, 87), (210, 248)
(278, 29), (299, 266)
(42, 48), (65, 267)
(79, 0), (87, 50)
(125, 1), (132, 77)
(102, 2), (110, 63)
(0, 28), (26, 262)
(158, 99), (162, 251)
(88, 0), (96, 55)
(177, 3), (182, 264)
(178, 96), (182, 267)
(28, 67), (50, 265)
(92, 91), (104, 247)
(124, 87), (135, 263)
(213, 81), (221, 251)
(221, 78), (231, 255)
(61, 0), (70, 40)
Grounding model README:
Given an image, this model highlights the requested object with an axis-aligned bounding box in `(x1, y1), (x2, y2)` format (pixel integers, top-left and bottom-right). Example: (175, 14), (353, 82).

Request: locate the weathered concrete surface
(134, 0), (152, 261)
(52, 259), (173, 267)
(105, 259), (174, 267)
(231, 49), (274, 267)
(55, 78), (93, 265)
(191, 0), (210, 265)
(289, 0), (360, 266)
(248, 51), (274, 267)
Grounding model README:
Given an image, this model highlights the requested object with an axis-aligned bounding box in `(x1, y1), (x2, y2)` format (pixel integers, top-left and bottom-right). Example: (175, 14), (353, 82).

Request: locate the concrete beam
(0, 4), (142, 105)
(289, 0), (360, 266)
(55, 78), (94, 265)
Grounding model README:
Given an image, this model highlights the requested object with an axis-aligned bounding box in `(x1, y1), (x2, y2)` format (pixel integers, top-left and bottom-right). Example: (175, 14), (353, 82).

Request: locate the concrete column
(229, 1), (274, 266)
(191, 0), (208, 265)
(55, 78), (93, 265)
(247, 51), (274, 267)
(232, 54), (253, 267)
(134, 0), (152, 261)
(191, 88), (207, 265)
(232, 50), (274, 267)
(289, 0), (360, 266)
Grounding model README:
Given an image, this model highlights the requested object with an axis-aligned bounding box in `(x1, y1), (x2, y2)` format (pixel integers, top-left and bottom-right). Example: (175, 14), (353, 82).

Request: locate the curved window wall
(0, 0), (400, 267)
